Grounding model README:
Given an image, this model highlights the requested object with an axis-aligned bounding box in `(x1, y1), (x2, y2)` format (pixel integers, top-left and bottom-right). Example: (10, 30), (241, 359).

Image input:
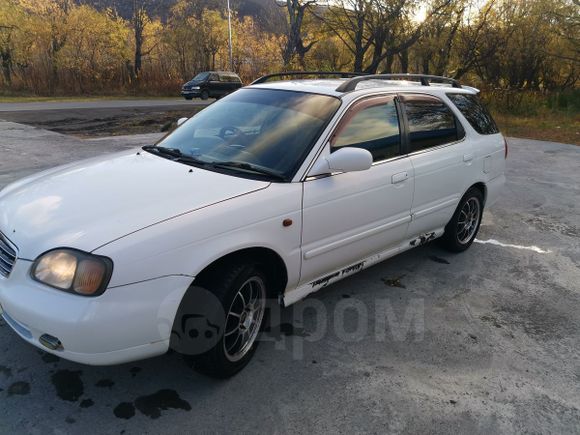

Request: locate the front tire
(200, 90), (209, 100)
(441, 187), (484, 252)
(194, 262), (268, 378)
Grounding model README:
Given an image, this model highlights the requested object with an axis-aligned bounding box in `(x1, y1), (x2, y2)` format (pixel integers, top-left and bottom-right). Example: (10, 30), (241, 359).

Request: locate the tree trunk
(133, 1), (147, 78)
(134, 26), (143, 76)
(352, 11), (366, 72)
(283, 0), (316, 68)
(422, 56), (430, 75)
(383, 54), (394, 73)
(0, 48), (11, 86)
(399, 49), (408, 73)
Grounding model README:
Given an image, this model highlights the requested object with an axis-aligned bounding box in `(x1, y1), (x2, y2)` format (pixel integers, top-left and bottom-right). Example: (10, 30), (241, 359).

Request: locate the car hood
(0, 150), (269, 259)
(183, 80), (202, 87)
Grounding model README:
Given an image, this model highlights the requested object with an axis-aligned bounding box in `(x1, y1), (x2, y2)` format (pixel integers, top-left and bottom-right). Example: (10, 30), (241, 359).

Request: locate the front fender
(94, 183), (303, 291)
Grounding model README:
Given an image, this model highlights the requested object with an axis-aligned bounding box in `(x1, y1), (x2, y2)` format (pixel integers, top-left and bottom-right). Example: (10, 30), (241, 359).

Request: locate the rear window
(447, 93), (499, 135)
(220, 73), (241, 82)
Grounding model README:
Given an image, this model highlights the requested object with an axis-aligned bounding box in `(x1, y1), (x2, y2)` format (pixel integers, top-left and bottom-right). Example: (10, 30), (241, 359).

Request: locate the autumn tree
(320, 0), (459, 73)
(316, 0), (370, 72)
(308, 35), (352, 71)
(414, 1), (465, 75)
(233, 16), (284, 81)
(164, 0), (201, 80)
(281, 0), (318, 68)
(0, 0), (576, 96)
(19, 0), (74, 91)
(58, 6), (130, 92)
(131, 0), (149, 78)
(0, 0), (25, 85)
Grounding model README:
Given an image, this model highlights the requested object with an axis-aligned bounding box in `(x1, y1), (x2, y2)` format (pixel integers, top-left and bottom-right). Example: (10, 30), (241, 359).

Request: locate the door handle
(392, 171), (408, 184)
(463, 153), (474, 162)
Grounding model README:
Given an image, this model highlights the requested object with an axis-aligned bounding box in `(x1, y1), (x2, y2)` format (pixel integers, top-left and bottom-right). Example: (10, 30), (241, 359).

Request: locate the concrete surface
(0, 122), (579, 434)
(0, 121), (164, 187)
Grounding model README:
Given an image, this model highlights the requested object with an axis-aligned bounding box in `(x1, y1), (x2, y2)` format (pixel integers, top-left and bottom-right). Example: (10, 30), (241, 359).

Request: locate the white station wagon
(0, 73), (506, 377)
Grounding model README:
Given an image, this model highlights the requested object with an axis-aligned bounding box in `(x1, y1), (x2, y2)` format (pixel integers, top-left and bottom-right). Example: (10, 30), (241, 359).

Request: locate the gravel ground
(0, 120), (578, 434)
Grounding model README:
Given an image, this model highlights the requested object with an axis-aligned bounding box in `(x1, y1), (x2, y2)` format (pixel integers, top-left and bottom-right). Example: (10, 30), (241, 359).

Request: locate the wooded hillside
(0, 0), (577, 99)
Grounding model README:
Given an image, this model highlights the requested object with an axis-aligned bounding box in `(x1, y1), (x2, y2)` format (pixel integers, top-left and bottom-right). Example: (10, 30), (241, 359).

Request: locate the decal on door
(309, 261), (366, 289)
(410, 232), (436, 247)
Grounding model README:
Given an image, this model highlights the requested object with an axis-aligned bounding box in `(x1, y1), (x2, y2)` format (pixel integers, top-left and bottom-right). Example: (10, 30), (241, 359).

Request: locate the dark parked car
(181, 71), (243, 100)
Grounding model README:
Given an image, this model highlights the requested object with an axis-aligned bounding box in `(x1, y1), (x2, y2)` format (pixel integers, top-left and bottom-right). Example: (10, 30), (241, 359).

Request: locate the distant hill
(77, 0), (287, 33)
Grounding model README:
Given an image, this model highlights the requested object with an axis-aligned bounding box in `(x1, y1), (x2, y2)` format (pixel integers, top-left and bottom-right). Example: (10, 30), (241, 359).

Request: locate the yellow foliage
(0, 0), (576, 95)
(58, 6), (130, 78)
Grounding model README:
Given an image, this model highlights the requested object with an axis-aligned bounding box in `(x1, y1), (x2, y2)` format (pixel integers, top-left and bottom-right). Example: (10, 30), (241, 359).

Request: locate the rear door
(300, 95), (414, 286)
(227, 74), (242, 93)
(400, 93), (472, 239)
(446, 93), (505, 180)
(208, 73), (222, 97)
(218, 73), (232, 96)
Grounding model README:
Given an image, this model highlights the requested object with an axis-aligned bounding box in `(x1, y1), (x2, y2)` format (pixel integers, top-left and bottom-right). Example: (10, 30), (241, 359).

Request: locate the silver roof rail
(251, 71), (367, 85)
(335, 74), (462, 92)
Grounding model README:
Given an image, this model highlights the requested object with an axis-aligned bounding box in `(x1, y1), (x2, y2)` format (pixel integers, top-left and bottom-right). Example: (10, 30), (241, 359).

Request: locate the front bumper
(181, 89), (201, 98)
(0, 260), (192, 365)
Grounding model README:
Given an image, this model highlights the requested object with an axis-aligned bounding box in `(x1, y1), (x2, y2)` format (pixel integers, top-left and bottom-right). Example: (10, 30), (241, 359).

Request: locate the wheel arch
(190, 247), (288, 301)
(466, 181), (487, 205)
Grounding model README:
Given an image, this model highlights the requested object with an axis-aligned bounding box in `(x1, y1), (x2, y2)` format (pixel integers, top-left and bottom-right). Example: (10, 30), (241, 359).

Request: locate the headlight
(191, 86), (200, 90)
(31, 249), (113, 296)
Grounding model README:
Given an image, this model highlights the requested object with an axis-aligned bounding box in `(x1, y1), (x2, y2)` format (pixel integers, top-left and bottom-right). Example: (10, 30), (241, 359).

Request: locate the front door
(300, 95), (414, 286)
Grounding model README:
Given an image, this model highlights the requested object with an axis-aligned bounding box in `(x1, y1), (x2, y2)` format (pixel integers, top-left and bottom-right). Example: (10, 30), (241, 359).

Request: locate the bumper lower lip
(1, 305), (33, 340)
(181, 90), (200, 97)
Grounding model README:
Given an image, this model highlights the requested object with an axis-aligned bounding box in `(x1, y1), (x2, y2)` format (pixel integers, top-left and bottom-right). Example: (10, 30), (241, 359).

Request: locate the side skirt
(282, 228), (445, 307)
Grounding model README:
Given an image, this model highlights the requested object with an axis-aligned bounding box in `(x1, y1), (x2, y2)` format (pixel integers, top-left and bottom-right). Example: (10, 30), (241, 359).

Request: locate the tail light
(504, 137), (508, 159)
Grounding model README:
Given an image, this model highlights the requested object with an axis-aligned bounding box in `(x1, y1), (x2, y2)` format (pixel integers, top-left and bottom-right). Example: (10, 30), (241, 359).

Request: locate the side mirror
(308, 147), (373, 177)
(177, 117), (188, 126)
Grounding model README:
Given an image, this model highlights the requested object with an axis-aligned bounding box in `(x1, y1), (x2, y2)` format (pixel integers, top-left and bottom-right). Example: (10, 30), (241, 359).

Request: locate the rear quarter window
(447, 93), (499, 135)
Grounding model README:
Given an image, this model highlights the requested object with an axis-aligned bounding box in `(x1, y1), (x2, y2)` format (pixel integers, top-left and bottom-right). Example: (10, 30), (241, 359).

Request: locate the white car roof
(247, 78), (479, 99)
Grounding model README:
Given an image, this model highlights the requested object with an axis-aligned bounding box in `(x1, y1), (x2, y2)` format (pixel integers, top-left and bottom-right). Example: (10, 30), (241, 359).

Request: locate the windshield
(192, 72), (209, 81)
(155, 89), (341, 180)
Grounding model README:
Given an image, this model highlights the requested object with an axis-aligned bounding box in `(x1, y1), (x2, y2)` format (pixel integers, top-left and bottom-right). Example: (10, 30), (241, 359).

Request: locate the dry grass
(493, 111), (580, 145)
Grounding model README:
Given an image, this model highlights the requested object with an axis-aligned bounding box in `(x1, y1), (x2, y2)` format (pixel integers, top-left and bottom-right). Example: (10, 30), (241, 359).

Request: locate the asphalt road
(0, 98), (207, 112)
(0, 121), (579, 434)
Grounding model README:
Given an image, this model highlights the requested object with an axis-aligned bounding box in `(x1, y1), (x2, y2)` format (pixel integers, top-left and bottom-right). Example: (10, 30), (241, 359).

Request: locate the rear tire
(193, 261), (268, 378)
(440, 187), (484, 252)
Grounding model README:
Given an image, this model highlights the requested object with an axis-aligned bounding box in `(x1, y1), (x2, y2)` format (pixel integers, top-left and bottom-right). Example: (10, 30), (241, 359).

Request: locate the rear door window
(447, 93), (499, 135)
(402, 94), (464, 152)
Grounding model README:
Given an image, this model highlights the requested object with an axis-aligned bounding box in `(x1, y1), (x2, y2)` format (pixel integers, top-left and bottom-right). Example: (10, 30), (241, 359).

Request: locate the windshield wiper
(142, 145), (183, 158)
(142, 145), (210, 167)
(143, 147), (285, 180)
(210, 161), (286, 181)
